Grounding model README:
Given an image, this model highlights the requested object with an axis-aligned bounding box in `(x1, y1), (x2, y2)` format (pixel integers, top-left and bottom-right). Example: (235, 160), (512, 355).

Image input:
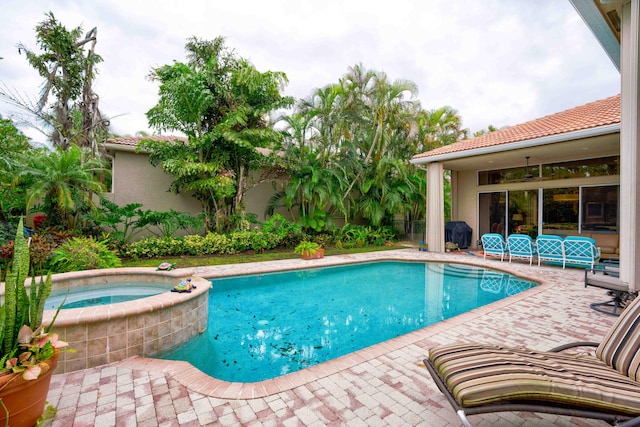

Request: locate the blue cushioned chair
(564, 236), (600, 269)
(507, 234), (536, 265)
(481, 233), (508, 261)
(536, 235), (565, 268)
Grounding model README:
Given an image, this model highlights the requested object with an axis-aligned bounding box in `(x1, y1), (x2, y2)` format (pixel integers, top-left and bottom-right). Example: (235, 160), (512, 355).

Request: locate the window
(543, 188), (579, 231)
(542, 156), (619, 180)
(479, 156), (620, 185)
(581, 186), (618, 232)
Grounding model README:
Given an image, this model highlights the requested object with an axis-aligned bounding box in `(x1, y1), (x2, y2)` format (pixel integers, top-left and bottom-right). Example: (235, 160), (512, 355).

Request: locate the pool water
(159, 261), (536, 382)
(45, 282), (169, 310)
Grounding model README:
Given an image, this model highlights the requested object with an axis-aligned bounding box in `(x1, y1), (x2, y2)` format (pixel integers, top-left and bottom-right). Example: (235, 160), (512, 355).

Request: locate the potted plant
(294, 241), (324, 260)
(0, 218), (69, 426)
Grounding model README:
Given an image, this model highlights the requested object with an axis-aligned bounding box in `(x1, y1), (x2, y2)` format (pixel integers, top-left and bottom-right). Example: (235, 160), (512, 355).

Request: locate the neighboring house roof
(104, 135), (279, 156)
(106, 135), (188, 148)
(412, 94), (620, 161)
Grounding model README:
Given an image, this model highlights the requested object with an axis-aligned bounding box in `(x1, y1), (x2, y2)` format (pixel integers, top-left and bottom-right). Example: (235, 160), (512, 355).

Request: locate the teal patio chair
(480, 233), (508, 261)
(507, 234), (536, 265)
(536, 234), (565, 268)
(564, 236), (601, 269)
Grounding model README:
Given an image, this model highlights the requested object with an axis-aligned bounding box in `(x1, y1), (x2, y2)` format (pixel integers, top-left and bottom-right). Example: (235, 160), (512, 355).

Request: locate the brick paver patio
(46, 249), (620, 426)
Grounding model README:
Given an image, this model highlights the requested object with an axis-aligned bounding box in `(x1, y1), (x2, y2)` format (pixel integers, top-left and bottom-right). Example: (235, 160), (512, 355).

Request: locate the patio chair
(480, 233), (508, 261)
(506, 234), (535, 265)
(423, 296), (640, 427)
(535, 234), (565, 268)
(585, 264), (638, 316)
(564, 236), (601, 269)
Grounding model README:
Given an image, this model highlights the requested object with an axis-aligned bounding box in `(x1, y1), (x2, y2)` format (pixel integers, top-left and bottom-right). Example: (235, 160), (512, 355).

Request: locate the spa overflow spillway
(159, 261), (537, 382)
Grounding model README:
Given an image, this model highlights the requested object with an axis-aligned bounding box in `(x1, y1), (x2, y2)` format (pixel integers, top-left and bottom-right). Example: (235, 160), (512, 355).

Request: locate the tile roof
(106, 135), (278, 156)
(106, 135), (188, 146)
(412, 94), (620, 160)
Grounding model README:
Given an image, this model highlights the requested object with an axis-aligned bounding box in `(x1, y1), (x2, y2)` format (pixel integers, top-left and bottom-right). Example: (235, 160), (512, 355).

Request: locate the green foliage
(275, 63), (466, 228)
(137, 209), (204, 238)
(333, 224), (395, 249)
(0, 219), (53, 359)
(143, 36), (294, 233)
(122, 221), (391, 260)
(258, 214), (304, 247)
(17, 12), (106, 151)
(0, 228), (77, 275)
(18, 145), (107, 229)
(92, 198), (145, 247)
(0, 119), (32, 221)
(293, 241), (321, 255)
(49, 237), (121, 273)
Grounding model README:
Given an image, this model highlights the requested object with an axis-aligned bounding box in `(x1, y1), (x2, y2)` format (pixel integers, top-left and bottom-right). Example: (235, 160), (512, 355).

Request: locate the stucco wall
(105, 148), (289, 236)
(453, 170), (479, 246)
(107, 150), (202, 214)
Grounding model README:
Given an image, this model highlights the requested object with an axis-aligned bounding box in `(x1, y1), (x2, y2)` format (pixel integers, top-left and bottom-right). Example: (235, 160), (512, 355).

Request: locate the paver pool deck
(46, 248), (621, 426)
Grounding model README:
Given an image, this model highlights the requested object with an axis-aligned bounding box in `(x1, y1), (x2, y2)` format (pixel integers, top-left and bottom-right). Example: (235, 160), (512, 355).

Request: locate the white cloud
(0, 0), (619, 145)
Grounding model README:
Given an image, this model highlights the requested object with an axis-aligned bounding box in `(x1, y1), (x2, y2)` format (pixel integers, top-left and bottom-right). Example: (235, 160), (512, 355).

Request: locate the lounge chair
(585, 264), (638, 316)
(535, 234), (565, 268)
(506, 234), (535, 265)
(564, 235), (600, 269)
(424, 296), (640, 427)
(480, 233), (508, 261)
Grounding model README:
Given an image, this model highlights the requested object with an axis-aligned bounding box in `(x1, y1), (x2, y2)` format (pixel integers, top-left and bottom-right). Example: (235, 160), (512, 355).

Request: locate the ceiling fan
(504, 156), (548, 183)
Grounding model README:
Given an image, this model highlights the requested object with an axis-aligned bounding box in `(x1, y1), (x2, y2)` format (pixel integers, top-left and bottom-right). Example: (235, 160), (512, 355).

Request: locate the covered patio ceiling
(440, 131), (619, 171)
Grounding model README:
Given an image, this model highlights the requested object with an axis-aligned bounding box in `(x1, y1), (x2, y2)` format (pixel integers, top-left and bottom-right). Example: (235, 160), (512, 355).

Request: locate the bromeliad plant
(0, 218), (69, 381)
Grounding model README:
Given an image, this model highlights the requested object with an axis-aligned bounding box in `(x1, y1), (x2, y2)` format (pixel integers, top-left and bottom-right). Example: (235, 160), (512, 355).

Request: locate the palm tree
(18, 145), (106, 229)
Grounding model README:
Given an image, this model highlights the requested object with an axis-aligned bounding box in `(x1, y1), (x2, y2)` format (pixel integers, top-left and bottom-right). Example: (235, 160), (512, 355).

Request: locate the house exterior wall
(104, 148), (287, 238)
(106, 150), (202, 214)
(453, 170), (479, 244)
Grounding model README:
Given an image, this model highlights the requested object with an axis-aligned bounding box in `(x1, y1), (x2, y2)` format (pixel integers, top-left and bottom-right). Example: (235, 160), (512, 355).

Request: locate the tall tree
(16, 12), (108, 155)
(142, 36), (294, 232)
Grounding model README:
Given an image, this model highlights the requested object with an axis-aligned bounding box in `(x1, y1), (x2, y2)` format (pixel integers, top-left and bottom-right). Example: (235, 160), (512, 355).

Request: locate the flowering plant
(1, 325), (69, 381)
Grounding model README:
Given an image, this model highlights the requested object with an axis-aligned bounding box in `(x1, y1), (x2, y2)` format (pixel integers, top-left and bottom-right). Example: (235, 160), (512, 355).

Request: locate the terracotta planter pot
(301, 248), (324, 260)
(0, 352), (59, 427)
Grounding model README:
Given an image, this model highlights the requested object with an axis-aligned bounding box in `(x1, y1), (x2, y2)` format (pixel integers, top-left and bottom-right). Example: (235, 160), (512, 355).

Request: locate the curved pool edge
(110, 249), (559, 399)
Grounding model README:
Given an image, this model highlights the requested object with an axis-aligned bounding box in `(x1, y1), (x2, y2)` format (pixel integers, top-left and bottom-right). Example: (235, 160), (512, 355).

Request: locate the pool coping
(111, 249), (555, 399)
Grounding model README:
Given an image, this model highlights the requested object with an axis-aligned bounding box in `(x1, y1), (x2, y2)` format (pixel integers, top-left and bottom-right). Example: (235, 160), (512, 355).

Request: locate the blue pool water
(159, 261), (536, 382)
(45, 282), (169, 310)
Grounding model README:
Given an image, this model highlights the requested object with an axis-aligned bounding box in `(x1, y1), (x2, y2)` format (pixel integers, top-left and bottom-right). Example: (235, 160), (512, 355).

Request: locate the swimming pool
(44, 282), (170, 310)
(159, 261), (537, 382)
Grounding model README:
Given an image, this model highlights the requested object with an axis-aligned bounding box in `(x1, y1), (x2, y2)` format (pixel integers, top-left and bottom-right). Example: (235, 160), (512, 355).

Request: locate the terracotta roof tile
(106, 135), (279, 156)
(106, 135), (188, 146)
(412, 94), (620, 160)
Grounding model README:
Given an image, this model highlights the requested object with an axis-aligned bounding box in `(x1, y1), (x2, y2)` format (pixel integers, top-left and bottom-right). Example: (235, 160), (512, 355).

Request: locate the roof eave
(569, 0), (621, 71)
(410, 123), (620, 165)
(104, 143), (146, 153)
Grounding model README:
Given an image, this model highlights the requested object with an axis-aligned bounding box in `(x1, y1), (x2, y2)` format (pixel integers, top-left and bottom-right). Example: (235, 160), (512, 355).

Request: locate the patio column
(619, 0), (640, 292)
(426, 161), (445, 253)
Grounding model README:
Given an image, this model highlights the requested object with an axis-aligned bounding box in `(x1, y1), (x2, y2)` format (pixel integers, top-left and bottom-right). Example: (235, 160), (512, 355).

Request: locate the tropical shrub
(333, 224), (395, 248)
(49, 237), (121, 273)
(0, 228), (77, 274)
(259, 214), (305, 248)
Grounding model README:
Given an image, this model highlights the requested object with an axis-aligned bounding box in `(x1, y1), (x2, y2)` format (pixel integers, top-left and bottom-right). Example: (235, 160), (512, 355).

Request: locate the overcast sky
(0, 0), (620, 145)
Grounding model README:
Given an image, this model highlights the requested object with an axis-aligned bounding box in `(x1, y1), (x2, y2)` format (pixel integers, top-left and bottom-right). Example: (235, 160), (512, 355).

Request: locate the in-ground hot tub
(39, 268), (210, 374)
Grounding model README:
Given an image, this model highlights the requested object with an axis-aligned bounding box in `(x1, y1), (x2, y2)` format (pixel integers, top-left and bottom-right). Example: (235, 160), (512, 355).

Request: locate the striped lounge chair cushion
(428, 343), (640, 415)
(597, 296), (640, 381)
